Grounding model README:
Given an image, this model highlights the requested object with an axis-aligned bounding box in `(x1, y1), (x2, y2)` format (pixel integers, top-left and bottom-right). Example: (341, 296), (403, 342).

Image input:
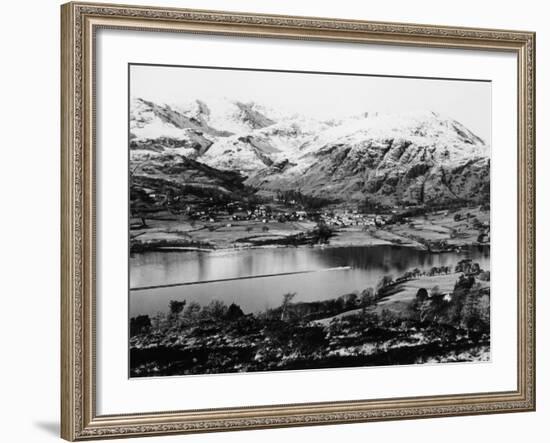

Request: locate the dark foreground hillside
(130, 262), (490, 377)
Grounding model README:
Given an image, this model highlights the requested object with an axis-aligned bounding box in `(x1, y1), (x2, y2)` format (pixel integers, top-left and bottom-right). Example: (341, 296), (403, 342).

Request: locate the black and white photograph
(128, 64), (491, 378)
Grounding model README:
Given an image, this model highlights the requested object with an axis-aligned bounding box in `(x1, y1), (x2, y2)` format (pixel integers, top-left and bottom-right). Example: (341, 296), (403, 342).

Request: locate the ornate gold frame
(61, 2), (536, 440)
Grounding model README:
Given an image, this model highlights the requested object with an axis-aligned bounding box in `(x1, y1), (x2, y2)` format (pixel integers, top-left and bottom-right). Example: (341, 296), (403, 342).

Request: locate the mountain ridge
(130, 97), (490, 207)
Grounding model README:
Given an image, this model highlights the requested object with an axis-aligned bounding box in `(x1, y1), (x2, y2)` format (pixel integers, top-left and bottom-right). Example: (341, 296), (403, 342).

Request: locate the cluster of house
(180, 199), (398, 228)
(228, 205), (308, 223)
(320, 211), (389, 228)
(228, 205), (392, 228)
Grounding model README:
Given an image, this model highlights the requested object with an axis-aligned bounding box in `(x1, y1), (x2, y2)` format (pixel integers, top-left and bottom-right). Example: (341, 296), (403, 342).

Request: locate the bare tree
(280, 292), (296, 321)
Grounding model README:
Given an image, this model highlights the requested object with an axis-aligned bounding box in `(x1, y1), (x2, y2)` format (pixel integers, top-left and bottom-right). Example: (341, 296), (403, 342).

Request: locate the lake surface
(130, 245), (490, 317)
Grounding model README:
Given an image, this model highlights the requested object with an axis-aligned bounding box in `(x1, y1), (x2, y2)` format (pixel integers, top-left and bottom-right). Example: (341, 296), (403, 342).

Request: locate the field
(130, 205), (490, 252)
(386, 207), (490, 248)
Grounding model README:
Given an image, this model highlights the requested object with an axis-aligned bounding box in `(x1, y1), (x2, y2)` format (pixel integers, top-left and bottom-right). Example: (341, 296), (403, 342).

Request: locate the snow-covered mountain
(130, 97), (490, 206)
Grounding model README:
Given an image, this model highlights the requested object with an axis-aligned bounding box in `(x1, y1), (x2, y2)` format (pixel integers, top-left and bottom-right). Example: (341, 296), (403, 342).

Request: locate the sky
(130, 64), (491, 142)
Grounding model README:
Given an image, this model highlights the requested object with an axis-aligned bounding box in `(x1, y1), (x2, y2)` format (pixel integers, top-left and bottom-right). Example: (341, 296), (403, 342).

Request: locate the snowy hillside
(130, 97), (490, 206)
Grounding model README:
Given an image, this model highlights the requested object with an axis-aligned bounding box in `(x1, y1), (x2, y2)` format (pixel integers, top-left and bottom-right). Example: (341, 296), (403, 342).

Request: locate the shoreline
(131, 238), (490, 255)
(129, 262), (491, 377)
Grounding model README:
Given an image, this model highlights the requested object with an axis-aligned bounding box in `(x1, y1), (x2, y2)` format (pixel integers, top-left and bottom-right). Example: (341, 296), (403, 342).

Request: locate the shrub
(293, 326), (328, 356)
(360, 287), (376, 307)
(226, 303), (245, 321)
(130, 315), (151, 336)
(376, 275), (394, 293)
(416, 288), (428, 302)
(183, 301), (202, 323)
(200, 300), (228, 321)
(380, 309), (398, 327)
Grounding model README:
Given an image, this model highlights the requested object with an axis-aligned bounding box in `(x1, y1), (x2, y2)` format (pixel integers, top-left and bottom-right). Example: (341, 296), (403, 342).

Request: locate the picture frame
(61, 1), (536, 440)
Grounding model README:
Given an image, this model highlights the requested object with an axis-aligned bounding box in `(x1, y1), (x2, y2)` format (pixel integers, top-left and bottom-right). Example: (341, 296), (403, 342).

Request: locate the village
(185, 202), (388, 228)
(130, 190), (491, 253)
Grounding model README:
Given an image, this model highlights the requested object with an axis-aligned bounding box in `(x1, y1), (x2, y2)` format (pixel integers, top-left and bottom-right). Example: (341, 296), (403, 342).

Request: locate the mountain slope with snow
(130, 98), (490, 206)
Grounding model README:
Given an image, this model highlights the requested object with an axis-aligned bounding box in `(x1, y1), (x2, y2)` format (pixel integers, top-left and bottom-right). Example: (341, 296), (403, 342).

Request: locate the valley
(129, 97), (490, 254)
(128, 92), (492, 376)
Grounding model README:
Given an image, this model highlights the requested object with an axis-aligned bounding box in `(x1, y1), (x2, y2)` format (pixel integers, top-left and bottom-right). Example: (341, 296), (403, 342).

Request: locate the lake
(129, 245), (490, 317)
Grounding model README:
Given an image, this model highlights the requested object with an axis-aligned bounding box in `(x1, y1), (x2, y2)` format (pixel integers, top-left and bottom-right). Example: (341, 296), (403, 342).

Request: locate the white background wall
(0, 0), (546, 442)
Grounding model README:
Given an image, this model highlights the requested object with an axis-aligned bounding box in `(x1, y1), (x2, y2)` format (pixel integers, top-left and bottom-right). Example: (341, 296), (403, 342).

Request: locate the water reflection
(130, 245), (490, 317)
